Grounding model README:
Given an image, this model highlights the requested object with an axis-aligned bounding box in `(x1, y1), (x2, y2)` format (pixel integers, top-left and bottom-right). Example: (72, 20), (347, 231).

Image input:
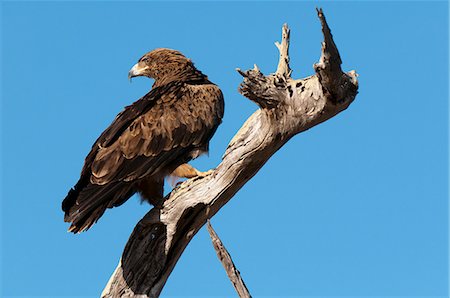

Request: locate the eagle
(62, 48), (224, 233)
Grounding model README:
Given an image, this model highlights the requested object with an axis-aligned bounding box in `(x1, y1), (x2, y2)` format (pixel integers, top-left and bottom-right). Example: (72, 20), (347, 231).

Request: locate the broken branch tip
(236, 68), (246, 77)
(316, 7), (323, 16)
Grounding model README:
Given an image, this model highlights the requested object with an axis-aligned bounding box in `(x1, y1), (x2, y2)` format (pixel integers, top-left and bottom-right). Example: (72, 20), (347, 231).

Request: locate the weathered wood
(206, 221), (251, 298)
(275, 23), (291, 78)
(101, 9), (358, 298)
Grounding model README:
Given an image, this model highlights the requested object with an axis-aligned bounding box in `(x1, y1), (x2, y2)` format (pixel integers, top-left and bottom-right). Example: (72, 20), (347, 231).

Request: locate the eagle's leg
(171, 163), (210, 178)
(169, 164), (212, 187)
(137, 176), (164, 208)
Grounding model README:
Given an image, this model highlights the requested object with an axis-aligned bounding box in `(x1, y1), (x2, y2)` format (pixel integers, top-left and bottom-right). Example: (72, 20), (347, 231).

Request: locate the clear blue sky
(1, 1), (448, 297)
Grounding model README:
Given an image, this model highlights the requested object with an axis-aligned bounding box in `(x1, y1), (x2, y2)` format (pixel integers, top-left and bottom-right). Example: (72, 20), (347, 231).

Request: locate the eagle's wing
(90, 82), (223, 184)
(61, 85), (163, 219)
(80, 82), (172, 174)
(62, 82), (223, 232)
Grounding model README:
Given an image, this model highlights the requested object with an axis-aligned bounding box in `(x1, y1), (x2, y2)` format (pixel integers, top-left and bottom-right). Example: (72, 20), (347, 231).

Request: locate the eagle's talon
(195, 169), (214, 178)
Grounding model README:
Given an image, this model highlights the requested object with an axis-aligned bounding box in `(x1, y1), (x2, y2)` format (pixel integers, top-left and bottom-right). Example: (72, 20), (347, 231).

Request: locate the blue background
(1, 1), (448, 297)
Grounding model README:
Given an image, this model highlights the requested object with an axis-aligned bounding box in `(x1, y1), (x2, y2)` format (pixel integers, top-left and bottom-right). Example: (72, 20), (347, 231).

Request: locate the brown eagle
(62, 48), (224, 233)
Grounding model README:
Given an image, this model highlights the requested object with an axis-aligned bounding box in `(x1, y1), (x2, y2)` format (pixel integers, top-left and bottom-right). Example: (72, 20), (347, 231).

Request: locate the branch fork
(102, 9), (358, 298)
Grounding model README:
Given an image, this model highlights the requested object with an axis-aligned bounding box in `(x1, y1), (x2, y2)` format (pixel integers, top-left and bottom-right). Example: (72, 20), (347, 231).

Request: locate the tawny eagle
(62, 48), (224, 233)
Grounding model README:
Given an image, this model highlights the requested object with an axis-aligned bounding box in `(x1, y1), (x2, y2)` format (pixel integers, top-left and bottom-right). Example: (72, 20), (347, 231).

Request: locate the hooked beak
(128, 63), (146, 82)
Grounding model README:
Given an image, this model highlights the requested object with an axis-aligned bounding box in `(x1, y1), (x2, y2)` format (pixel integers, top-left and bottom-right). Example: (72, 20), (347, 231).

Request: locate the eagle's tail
(62, 181), (135, 233)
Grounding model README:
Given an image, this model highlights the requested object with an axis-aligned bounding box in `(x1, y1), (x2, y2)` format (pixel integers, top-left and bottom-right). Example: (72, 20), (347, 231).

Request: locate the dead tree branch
(206, 221), (251, 298)
(101, 9), (358, 298)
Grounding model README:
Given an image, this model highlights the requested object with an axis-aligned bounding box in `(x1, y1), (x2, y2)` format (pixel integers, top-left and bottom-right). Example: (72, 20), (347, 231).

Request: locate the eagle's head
(128, 48), (203, 86)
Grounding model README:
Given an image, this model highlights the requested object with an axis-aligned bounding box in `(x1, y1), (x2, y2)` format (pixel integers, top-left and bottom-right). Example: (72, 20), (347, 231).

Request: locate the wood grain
(101, 9), (358, 298)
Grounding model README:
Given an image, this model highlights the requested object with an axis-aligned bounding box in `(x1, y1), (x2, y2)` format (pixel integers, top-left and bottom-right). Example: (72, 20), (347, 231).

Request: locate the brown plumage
(62, 48), (224, 233)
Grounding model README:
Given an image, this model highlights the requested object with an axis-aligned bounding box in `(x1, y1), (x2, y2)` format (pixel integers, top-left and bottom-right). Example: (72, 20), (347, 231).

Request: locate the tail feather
(62, 181), (135, 233)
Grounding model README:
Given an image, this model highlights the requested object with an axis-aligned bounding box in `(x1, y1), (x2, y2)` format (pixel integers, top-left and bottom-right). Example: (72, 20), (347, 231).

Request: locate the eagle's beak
(128, 63), (145, 82)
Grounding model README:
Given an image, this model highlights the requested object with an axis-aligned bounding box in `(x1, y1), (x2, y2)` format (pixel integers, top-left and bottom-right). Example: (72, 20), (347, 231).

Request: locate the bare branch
(237, 67), (283, 109)
(207, 221), (251, 298)
(313, 8), (358, 103)
(275, 24), (292, 78)
(102, 9), (358, 298)
(315, 7), (342, 72)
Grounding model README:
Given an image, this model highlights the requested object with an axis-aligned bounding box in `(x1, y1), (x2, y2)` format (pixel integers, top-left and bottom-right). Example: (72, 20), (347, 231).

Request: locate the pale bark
(206, 221), (251, 298)
(101, 8), (358, 298)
